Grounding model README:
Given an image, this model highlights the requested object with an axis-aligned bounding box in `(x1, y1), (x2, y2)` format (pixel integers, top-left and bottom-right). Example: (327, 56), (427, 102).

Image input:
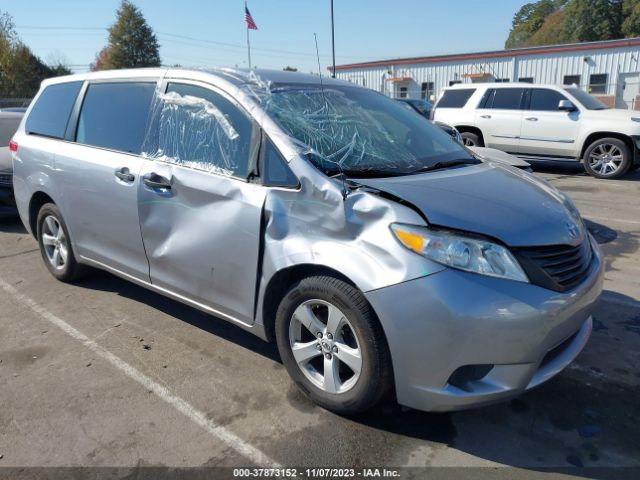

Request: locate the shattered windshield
(259, 84), (476, 177)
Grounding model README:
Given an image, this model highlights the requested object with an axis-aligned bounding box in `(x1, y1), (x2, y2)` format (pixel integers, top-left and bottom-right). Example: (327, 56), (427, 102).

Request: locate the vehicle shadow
(529, 160), (640, 181)
(76, 270), (281, 363)
(0, 216), (27, 234)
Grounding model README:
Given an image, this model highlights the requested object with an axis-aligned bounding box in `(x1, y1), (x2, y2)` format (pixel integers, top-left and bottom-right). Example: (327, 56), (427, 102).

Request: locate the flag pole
(330, 0), (336, 78)
(247, 27), (252, 69)
(246, 2), (252, 69)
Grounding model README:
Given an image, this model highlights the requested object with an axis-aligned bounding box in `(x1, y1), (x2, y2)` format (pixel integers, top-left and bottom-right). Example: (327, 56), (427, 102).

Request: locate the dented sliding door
(138, 81), (265, 325)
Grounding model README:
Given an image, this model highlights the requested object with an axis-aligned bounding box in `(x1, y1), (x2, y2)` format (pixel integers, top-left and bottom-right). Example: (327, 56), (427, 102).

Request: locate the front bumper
(365, 242), (604, 412)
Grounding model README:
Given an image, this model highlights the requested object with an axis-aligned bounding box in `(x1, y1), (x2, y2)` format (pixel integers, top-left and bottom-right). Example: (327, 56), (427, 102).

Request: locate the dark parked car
(0, 111), (23, 217)
(397, 98), (433, 119)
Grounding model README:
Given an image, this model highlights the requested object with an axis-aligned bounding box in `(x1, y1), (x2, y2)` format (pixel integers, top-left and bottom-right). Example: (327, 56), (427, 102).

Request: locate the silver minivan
(11, 68), (603, 414)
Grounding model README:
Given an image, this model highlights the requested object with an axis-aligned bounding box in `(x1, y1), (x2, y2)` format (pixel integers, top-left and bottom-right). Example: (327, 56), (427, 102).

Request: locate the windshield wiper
(409, 158), (480, 174)
(340, 169), (407, 178)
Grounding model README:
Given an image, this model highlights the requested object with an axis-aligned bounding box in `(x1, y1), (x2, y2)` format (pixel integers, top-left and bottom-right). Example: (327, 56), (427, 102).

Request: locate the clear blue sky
(4, 0), (526, 73)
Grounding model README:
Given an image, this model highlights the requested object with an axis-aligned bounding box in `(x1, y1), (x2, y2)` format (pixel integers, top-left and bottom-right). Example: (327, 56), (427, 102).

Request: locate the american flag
(244, 5), (258, 30)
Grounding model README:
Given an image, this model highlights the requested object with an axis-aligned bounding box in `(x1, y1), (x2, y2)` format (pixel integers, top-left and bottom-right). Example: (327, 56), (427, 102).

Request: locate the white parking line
(0, 277), (280, 468)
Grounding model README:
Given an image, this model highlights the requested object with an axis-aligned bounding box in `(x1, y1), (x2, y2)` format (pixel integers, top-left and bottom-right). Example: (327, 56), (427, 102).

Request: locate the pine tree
(94, 0), (160, 70)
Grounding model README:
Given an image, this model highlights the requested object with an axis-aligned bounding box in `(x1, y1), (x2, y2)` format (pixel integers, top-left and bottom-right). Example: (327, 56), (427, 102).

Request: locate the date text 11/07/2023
(232, 468), (401, 478)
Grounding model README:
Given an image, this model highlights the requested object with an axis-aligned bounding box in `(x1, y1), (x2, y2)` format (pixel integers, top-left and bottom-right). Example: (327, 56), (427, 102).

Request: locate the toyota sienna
(11, 68), (603, 414)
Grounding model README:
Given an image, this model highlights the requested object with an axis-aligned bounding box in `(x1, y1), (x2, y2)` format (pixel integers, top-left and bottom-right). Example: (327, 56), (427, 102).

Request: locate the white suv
(433, 83), (640, 179)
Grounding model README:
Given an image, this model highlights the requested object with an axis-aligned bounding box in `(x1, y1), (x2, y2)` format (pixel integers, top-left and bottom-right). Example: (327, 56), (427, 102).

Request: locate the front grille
(0, 173), (12, 186)
(514, 241), (593, 292)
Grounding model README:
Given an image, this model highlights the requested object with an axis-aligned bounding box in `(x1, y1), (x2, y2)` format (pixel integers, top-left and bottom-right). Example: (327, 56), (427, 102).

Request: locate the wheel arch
(261, 264), (356, 343)
(455, 125), (484, 144)
(580, 132), (634, 160)
(28, 191), (55, 239)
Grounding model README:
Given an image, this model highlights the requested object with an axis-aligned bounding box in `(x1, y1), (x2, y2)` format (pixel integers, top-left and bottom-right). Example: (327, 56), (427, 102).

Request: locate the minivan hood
(354, 163), (583, 247)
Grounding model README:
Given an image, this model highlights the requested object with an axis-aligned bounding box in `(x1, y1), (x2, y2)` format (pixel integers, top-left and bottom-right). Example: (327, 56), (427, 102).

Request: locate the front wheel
(583, 138), (632, 179)
(275, 276), (393, 415)
(460, 132), (483, 147)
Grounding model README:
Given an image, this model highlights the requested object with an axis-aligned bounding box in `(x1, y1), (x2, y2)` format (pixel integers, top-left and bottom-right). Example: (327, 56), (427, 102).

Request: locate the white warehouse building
(332, 37), (640, 110)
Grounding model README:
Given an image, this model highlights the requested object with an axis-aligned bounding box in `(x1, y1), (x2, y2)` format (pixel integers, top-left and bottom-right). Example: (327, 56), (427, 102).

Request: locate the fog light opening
(448, 364), (494, 392)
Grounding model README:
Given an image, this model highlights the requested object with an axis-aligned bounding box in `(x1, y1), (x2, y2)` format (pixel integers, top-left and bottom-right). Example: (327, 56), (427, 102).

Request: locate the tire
(583, 137), (632, 179)
(275, 276), (393, 415)
(460, 132), (483, 147)
(36, 203), (87, 282)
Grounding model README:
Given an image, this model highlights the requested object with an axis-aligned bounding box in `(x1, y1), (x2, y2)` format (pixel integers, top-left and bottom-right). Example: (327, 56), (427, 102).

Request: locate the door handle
(480, 115), (492, 119)
(115, 167), (135, 183)
(143, 173), (172, 191)
(525, 117), (538, 121)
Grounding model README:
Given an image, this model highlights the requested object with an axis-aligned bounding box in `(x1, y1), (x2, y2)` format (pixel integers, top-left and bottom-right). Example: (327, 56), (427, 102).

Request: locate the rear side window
(26, 81), (83, 139)
(76, 82), (156, 154)
(529, 89), (568, 111)
(483, 88), (525, 110)
(437, 89), (475, 108)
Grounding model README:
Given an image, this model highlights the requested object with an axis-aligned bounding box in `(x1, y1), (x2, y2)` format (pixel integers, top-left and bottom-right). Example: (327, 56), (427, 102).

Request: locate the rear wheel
(37, 203), (86, 282)
(460, 132), (483, 147)
(583, 138), (631, 179)
(275, 276), (392, 415)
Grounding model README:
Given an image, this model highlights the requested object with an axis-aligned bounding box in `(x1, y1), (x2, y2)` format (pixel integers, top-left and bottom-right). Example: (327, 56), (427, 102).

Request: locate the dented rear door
(138, 81), (265, 325)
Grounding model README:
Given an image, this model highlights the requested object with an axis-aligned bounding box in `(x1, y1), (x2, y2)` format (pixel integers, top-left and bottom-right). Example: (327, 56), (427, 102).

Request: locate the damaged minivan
(12, 68), (603, 414)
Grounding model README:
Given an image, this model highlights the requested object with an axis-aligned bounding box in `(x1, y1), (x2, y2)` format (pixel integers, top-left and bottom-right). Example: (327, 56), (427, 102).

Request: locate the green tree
(622, 0), (640, 36)
(562, 0), (623, 42)
(528, 9), (569, 46)
(94, 0), (160, 70)
(506, 0), (567, 48)
(0, 9), (61, 97)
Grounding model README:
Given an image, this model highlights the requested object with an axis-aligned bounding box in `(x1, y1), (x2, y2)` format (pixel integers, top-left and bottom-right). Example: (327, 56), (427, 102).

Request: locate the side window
(26, 81), (83, 139)
(146, 83), (254, 178)
(487, 88), (524, 110)
(437, 89), (476, 108)
(261, 138), (298, 188)
(76, 82), (155, 154)
(529, 89), (568, 111)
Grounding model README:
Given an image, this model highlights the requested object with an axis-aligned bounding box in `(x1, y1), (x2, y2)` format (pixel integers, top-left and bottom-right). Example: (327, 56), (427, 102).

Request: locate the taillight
(9, 140), (18, 152)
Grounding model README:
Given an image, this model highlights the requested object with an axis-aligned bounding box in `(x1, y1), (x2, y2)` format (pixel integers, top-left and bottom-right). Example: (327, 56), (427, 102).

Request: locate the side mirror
(558, 100), (576, 112)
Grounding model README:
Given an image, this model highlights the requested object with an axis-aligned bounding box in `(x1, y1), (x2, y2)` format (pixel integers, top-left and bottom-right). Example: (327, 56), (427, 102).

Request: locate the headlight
(391, 223), (529, 282)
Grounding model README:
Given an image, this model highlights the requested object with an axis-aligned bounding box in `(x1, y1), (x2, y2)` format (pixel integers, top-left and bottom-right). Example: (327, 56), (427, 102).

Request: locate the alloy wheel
(41, 215), (68, 270)
(289, 299), (362, 394)
(463, 137), (476, 147)
(588, 143), (624, 176)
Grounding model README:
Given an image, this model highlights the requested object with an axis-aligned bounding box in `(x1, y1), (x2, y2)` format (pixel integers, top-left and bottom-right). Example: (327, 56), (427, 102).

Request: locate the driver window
(529, 89), (570, 112)
(145, 82), (254, 178)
